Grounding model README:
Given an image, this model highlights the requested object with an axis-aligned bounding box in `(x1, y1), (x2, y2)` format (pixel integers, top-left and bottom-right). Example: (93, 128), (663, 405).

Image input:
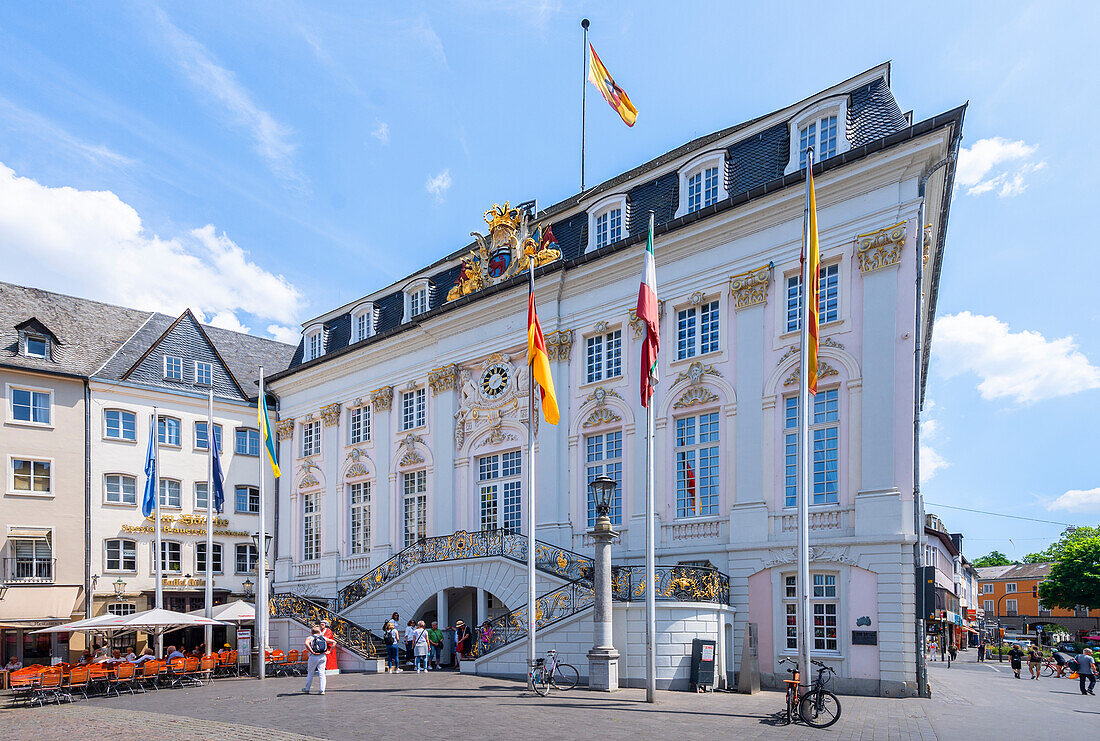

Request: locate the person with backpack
(302, 625), (332, 694)
(412, 620), (430, 672)
(1027, 643), (1043, 679)
(383, 621), (401, 673)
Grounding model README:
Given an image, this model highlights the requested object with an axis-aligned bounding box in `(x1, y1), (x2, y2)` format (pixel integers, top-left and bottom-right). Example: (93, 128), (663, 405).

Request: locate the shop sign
(121, 513), (249, 538)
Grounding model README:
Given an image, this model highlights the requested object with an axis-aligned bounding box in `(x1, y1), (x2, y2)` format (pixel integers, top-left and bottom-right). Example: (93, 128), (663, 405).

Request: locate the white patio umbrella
(187, 600), (254, 623)
(110, 607), (228, 643)
(30, 613), (134, 634)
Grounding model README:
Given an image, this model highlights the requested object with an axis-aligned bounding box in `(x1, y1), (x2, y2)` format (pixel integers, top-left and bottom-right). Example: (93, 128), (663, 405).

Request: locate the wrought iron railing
(611, 565), (730, 604)
(335, 529), (593, 611)
(270, 592), (382, 658)
(5, 557), (55, 583)
(466, 580), (595, 658)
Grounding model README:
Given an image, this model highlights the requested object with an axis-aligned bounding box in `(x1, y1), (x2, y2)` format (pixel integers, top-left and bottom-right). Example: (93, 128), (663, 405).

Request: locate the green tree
(973, 550), (1014, 567)
(1036, 536), (1100, 610)
(1023, 525), (1100, 564)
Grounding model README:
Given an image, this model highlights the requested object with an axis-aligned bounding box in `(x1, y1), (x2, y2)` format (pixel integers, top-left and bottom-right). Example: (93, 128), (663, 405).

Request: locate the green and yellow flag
(258, 382), (281, 478)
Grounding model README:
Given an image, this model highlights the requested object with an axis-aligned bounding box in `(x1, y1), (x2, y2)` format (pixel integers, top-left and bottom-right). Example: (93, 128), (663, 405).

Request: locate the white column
(437, 589), (450, 666)
(321, 407), (342, 586)
(476, 587), (488, 626)
(430, 369), (457, 536)
(372, 389), (394, 560)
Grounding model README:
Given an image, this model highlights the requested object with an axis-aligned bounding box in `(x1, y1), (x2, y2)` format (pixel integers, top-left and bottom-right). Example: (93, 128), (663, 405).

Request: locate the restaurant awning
(0, 585), (81, 626)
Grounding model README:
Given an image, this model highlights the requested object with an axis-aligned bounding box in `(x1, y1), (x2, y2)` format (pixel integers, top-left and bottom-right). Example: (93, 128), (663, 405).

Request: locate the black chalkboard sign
(852, 630), (878, 646)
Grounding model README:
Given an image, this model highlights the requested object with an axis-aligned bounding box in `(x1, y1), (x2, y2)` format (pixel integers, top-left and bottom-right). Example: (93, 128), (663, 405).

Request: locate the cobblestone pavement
(2, 653), (1096, 741)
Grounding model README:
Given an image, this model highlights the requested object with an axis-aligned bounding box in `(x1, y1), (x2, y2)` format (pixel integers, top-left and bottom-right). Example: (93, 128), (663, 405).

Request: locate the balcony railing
(4, 557), (55, 583)
(769, 506), (854, 536)
(294, 562), (320, 579)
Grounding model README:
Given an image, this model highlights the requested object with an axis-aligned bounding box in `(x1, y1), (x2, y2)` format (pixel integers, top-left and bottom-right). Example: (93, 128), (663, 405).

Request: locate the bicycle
(777, 657), (842, 728)
(529, 649), (579, 696)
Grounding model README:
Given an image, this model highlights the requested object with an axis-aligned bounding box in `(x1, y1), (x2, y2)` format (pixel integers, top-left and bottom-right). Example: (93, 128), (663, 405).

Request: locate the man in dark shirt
(1008, 645), (1024, 679)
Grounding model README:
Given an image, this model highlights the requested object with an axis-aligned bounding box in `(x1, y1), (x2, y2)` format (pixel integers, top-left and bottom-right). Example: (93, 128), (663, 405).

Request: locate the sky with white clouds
(0, 1), (1097, 557)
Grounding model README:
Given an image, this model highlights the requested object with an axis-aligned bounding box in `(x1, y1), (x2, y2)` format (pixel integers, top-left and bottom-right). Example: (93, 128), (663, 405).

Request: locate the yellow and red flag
(588, 44), (637, 127)
(527, 290), (560, 425)
(803, 162), (820, 394)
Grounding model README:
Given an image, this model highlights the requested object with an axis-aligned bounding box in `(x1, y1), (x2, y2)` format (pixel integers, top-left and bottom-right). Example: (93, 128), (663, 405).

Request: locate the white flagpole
(526, 259), (538, 685)
(797, 148), (815, 684)
(645, 211), (657, 703)
(205, 388), (215, 654)
(153, 406), (163, 656)
(257, 366), (268, 680)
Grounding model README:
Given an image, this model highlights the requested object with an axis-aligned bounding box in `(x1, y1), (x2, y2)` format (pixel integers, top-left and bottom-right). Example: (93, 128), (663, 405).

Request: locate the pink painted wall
(748, 569), (774, 674)
(849, 566), (879, 679)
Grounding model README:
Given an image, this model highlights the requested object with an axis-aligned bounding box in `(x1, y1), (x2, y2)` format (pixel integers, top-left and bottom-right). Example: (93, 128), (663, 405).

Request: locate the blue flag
(211, 436), (226, 515)
(141, 415), (157, 518)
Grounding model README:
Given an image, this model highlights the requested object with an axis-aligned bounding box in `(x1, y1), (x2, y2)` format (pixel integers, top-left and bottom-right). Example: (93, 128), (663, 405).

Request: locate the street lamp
(587, 475), (619, 691)
(113, 578), (126, 600)
(242, 578), (255, 599)
(250, 532), (273, 556)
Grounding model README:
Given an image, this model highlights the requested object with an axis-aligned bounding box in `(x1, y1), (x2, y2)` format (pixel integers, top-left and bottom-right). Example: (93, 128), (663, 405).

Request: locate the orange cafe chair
(199, 654), (216, 685)
(31, 668), (63, 706)
(66, 665), (91, 701)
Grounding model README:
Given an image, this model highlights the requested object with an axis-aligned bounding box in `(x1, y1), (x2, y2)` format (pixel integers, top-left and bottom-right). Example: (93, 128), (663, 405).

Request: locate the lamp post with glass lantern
(242, 577), (254, 599)
(587, 475), (620, 691)
(113, 578), (126, 601)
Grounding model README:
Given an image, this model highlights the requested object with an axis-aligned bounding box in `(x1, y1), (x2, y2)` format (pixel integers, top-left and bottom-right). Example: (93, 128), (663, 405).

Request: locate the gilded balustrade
(610, 565), (730, 604)
(466, 581), (595, 658)
(270, 592), (381, 658)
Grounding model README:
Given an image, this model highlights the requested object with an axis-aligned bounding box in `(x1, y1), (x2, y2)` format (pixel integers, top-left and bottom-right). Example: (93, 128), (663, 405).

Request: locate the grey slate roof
(1, 280), (295, 397)
(0, 281), (152, 377)
(275, 67), (964, 382)
(975, 564), (1052, 581)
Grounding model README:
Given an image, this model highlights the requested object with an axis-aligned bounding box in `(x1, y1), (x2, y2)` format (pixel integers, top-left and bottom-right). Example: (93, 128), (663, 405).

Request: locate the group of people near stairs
(380, 611), (473, 673)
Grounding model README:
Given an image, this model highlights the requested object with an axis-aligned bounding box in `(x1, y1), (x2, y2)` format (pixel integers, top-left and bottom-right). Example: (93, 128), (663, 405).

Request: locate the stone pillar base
(587, 648), (620, 691)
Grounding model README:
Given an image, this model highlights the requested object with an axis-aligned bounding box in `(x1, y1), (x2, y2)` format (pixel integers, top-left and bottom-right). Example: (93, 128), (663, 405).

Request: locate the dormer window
(164, 355), (183, 381)
(23, 333), (49, 359)
(403, 279), (433, 322)
(195, 361), (212, 386)
(304, 324), (325, 362)
(785, 96), (849, 175)
(675, 151), (728, 217)
(351, 302), (377, 344)
(586, 193), (629, 253)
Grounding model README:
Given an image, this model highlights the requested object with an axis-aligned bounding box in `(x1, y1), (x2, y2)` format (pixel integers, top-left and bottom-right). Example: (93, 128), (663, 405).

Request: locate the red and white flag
(637, 217), (659, 406)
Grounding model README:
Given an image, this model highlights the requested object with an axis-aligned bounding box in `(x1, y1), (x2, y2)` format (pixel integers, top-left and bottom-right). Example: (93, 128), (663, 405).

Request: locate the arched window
(675, 151), (728, 217)
(585, 194), (629, 253)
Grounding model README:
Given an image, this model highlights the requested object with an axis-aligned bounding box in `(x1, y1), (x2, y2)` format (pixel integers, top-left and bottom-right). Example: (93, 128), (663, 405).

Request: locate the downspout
(84, 378), (92, 620)
(913, 149), (955, 697)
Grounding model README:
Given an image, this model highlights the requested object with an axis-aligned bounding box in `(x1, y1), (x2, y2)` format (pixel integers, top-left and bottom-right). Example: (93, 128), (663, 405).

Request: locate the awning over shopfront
(6, 527), (52, 540)
(0, 585), (81, 627)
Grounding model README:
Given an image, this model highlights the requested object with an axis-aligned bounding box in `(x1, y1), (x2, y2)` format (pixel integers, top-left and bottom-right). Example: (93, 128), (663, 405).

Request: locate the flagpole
(526, 259), (538, 685)
(257, 366), (268, 680)
(797, 148), (815, 685)
(645, 211), (657, 703)
(580, 18), (589, 192)
(153, 406), (163, 656)
(205, 388), (215, 654)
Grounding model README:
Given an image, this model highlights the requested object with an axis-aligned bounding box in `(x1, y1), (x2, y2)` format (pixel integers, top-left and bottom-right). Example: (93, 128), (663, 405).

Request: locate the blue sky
(1, 1), (1098, 557)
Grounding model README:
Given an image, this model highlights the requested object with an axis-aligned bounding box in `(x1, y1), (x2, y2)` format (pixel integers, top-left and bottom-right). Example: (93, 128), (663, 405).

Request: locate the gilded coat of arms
(447, 202), (562, 301)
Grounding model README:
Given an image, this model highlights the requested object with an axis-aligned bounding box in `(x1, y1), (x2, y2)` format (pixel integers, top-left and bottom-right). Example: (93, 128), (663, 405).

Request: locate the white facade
(268, 65), (963, 696)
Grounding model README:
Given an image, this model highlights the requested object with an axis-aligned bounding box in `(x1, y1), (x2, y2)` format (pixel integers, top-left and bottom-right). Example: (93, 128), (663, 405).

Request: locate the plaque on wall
(852, 630), (878, 646)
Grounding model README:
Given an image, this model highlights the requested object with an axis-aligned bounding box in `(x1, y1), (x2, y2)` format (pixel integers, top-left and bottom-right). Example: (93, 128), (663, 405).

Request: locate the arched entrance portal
(407, 588), (511, 667)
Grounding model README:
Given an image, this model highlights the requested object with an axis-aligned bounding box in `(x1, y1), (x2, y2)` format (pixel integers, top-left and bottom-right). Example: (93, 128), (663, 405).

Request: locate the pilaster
(371, 386), (394, 560)
(429, 365), (458, 538)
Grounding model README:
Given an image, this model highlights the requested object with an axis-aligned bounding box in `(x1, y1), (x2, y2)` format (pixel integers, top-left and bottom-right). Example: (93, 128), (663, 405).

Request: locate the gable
(121, 312), (245, 401)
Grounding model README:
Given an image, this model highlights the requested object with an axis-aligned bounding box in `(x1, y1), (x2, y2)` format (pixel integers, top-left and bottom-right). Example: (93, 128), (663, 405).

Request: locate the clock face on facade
(480, 364), (510, 398)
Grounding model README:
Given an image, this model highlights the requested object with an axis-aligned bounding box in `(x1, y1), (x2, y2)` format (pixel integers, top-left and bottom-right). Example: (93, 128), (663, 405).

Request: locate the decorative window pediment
(674, 150), (728, 218)
(585, 193), (629, 253)
(403, 279), (434, 322)
(785, 96), (850, 175)
(350, 302), (378, 343)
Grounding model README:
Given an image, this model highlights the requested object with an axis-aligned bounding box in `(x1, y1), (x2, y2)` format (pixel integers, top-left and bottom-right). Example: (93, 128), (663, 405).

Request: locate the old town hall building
(266, 63), (964, 696)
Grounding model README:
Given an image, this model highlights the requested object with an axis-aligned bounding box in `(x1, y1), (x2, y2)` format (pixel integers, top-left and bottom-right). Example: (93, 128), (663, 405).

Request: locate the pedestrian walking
(404, 619), (416, 667)
(428, 621), (444, 670)
(453, 620), (471, 667)
(383, 621), (401, 673)
(1027, 643), (1043, 679)
(384, 611), (399, 633)
(948, 642), (957, 663)
(302, 625), (332, 695)
(977, 640), (986, 662)
(412, 620), (430, 672)
(1077, 648), (1096, 696)
(928, 638), (938, 661)
(1008, 644), (1024, 679)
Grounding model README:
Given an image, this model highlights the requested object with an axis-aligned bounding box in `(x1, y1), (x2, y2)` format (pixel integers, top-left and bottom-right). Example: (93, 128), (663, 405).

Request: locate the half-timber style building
(267, 63), (964, 695)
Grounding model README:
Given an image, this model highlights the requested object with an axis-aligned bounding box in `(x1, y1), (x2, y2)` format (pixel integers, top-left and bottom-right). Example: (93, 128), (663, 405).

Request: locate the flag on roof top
(588, 44), (637, 127)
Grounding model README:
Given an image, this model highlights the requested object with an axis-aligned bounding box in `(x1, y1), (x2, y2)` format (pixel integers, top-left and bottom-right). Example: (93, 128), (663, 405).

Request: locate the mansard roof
(272, 63), (964, 384)
(0, 280), (295, 397)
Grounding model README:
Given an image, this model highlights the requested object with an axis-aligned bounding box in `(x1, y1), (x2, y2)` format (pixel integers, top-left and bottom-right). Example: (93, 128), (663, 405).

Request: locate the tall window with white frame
(349, 481), (371, 554)
(195, 361), (212, 386)
(105, 474), (136, 505)
(105, 538), (136, 572)
(11, 387), (51, 425)
(349, 406), (371, 444)
(307, 329), (324, 361)
(784, 388), (840, 508)
(478, 452), (522, 532)
(675, 412), (719, 518)
(164, 355), (183, 381)
(594, 207), (622, 249)
(302, 492), (320, 561)
(585, 329), (622, 384)
(401, 388), (426, 431)
(786, 264), (840, 333)
(159, 479), (181, 508)
(403, 470), (427, 547)
(409, 287), (428, 318)
(585, 431), (622, 527)
(196, 542), (223, 574)
(799, 115), (838, 169)
(676, 301), (719, 360)
(158, 416), (181, 446)
(236, 543), (258, 574)
(12, 538), (52, 581)
(783, 573), (839, 652)
(301, 420), (321, 457)
(105, 409), (135, 440)
(687, 166), (721, 213)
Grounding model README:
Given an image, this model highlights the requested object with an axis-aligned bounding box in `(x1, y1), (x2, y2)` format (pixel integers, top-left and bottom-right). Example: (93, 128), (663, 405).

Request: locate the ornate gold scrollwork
(320, 402), (341, 427)
(673, 386), (719, 409)
(784, 360), (839, 386)
(729, 262), (773, 311)
(856, 221), (906, 273)
(276, 418), (295, 441)
(428, 365), (458, 394)
(371, 386), (394, 412)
